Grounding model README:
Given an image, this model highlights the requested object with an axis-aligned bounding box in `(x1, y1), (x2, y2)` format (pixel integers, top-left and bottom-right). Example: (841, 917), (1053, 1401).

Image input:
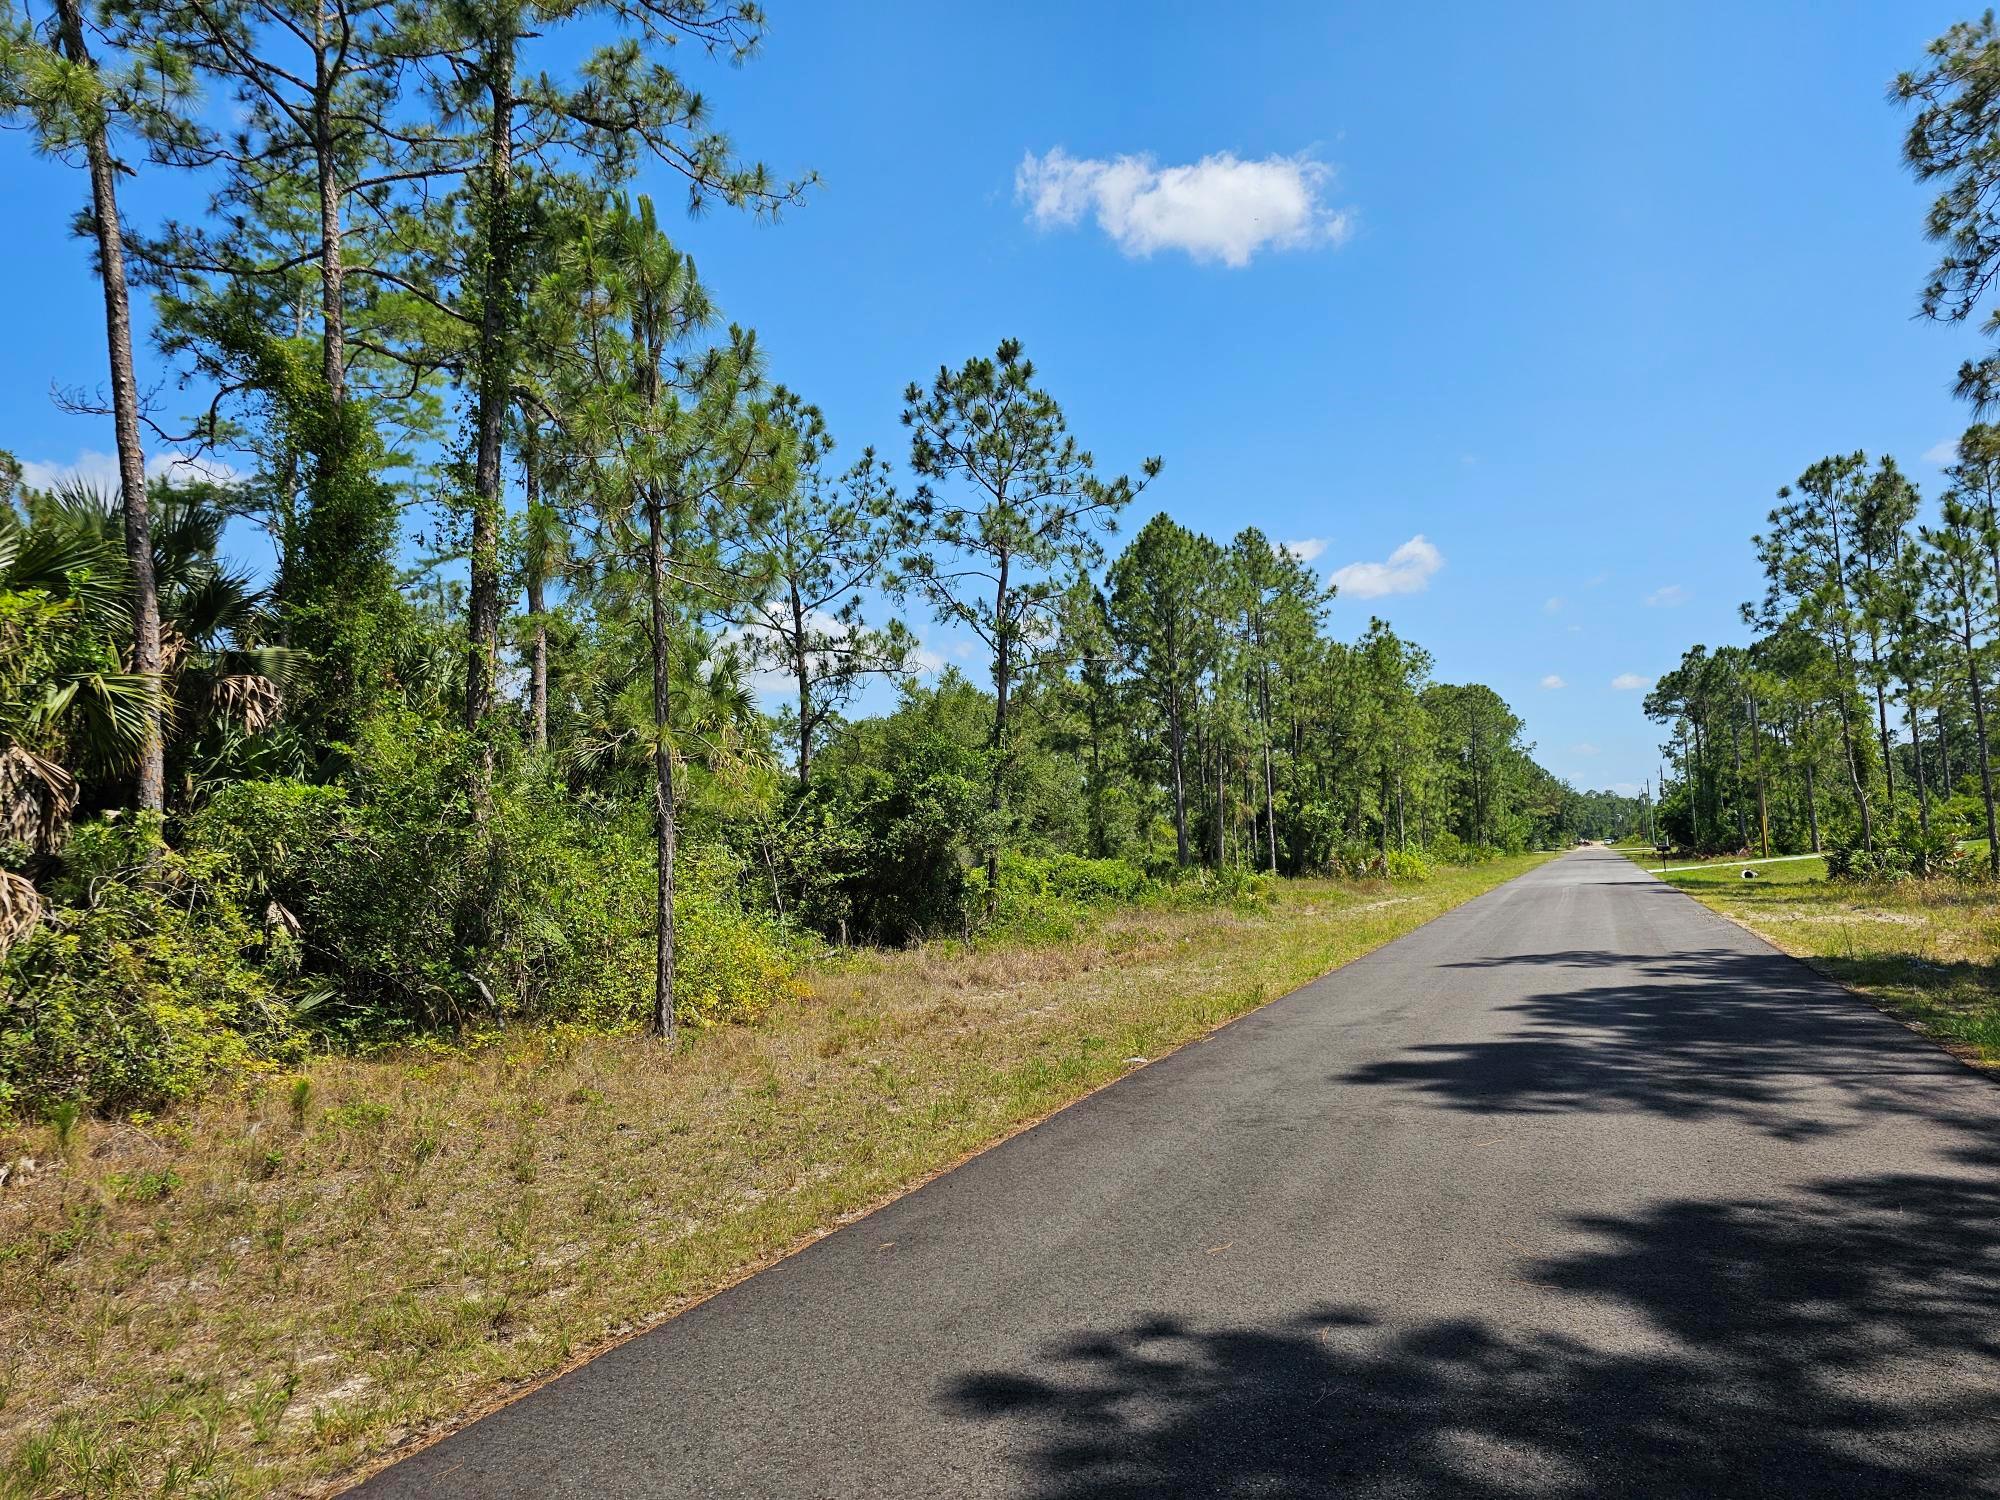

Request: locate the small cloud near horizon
(1539, 674), (1566, 689)
(1644, 584), (1687, 608)
(1328, 534), (1443, 599)
(1016, 147), (1352, 267)
(1543, 596), (1563, 614)
(1924, 438), (1959, 467)
(1611, 672), (1652, 691)
(1281, 537), (1327, 562)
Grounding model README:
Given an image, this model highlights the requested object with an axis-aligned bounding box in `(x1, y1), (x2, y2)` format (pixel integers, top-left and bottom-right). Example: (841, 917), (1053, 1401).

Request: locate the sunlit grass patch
(1654, 855), (1831, 886)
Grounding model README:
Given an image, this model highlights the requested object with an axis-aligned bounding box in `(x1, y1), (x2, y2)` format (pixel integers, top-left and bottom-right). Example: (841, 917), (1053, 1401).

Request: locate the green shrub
(1149, 863), (1278, 911)
(1329, 843), (1385, 879)
(183, 714), (802, 1039)
(981, 853), (1148, 944)
(774, 679), (998, 944)
(1429, 833), (1498, 866)
(0, 818), (305, 1114)
(1385, 849), (1434, 882)
(1825, 810), (1973, 884)
(2, 716), (807, 1117)
(670, 847), (809, 1028)
(1035, 853), (1149, 906)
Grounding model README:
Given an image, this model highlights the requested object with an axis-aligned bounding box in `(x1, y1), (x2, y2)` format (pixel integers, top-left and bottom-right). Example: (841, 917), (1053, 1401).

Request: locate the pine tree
(896, 339), (1157, 890)
(0, 0), (198, 809)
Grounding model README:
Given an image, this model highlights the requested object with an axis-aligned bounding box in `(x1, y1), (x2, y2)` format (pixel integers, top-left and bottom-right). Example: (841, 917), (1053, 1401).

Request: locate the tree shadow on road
(1334, 947), (1995, 1141)
(942, 1165), (2000, 1498)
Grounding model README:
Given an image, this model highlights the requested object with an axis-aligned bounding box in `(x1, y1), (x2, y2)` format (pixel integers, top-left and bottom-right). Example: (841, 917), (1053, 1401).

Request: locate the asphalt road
(355, 848), (2000, 1498)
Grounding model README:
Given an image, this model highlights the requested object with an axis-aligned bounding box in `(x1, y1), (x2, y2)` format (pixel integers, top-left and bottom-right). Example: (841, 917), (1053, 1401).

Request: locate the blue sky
(1, 0), (1987, 793)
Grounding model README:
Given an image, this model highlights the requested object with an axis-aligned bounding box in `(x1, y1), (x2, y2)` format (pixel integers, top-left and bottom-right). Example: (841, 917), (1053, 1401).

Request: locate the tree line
(1647, 13), (2000, 876)
(0, 0), (1627, 1109)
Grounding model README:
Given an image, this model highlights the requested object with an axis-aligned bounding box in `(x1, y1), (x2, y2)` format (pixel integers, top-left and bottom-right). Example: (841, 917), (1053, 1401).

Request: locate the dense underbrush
(0, 720), (805, 1115)
(1, 713), (1480, 1117)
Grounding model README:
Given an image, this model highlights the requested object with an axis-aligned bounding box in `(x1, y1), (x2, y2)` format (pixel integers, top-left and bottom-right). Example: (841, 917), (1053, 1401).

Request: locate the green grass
(1649, 854), (1831, 884)
(1625, 847), (2000, 1068)
(0, 855), (1549, 1499)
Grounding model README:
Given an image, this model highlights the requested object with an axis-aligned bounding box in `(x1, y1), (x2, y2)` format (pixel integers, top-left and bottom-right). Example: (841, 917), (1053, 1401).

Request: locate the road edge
(336, 852), (1564, 1495)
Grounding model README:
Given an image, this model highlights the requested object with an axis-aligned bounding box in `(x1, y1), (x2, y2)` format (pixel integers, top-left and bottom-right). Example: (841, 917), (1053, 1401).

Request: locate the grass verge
(1635, 850), (2000, 1067)
(0, 854), (1547, 1498)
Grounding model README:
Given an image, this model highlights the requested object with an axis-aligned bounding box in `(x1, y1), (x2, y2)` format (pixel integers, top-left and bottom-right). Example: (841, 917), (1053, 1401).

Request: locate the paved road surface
(356, 848), (2000, 1498)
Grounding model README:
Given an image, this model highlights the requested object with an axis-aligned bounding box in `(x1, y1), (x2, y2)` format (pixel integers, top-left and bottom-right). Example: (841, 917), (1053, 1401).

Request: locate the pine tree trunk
(1869, 635), (1895, 803)
(53, 0), (162, 813)
(1748, 693), (1770, 857)
(1827, 520), (1874, 850)
(311, 8), (345, 405)
(648, 489), (679, 1038)
(527, 568), (548, 752)
(1214, 709), (1226, 867)
(1909, 696), (1929, 836)
(1956, 573), (2000, 877)
(1259, 665), (1277, 875)
(465, 34), (516, 739)
(1939, 702), (1952, 795)
(1378, 762), (1391, 860)
(1096, 684), (1112, 856)
(523, 432), (547, 752)
(1167, 618), (1189, 864)
(791, 579), (812, 788)
(1729, 721), (1748, 849)
(987, 555), (1010, 895)
(1802, 712), (1822, 854)
(1834, 693), (1873, 851)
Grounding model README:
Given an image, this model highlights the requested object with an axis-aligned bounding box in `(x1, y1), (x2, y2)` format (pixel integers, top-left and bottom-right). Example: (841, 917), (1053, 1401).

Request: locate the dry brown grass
(0, 857), (1546, 1498)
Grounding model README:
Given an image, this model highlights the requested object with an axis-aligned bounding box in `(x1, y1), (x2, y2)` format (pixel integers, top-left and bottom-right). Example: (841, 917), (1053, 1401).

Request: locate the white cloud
(18, 447), (240, 493)
(1281, 537), (1327, 563)
(1539, 674), (1566, 690)
(1327, 534), (1443, 600)
(1611, 672), (1652, 691)
(1016, 147), (1351, 268)
(1543, 596), (1564, 614)
(1644, 584), (1687, 608)
(1571, 742), (1600, 756)
(1924, 438), (1959, 467)
(1611, 781), (1641, 796)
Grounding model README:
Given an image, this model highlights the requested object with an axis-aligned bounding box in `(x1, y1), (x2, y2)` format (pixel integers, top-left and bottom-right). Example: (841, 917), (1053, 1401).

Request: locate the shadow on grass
(1330, 946), (1996, 1142)
(944, 1164), (2000, 1498)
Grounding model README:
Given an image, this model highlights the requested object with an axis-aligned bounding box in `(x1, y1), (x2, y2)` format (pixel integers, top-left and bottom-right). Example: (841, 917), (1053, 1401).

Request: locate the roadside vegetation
(1630, 12), (2000, 1071)
(0, 855), (1544, 1498)
(0, 0), (1637, 1121)
(1640, 16), (2000, 903)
